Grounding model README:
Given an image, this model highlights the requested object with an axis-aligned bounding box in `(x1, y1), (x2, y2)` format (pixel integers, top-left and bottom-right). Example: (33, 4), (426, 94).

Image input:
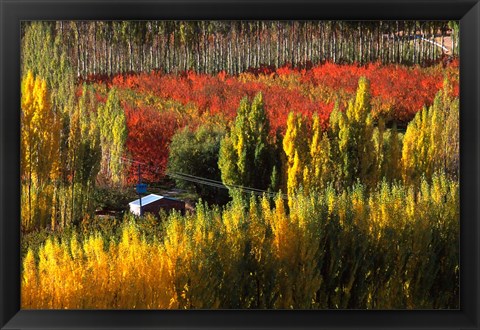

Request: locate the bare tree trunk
(93, 22), (97, 75)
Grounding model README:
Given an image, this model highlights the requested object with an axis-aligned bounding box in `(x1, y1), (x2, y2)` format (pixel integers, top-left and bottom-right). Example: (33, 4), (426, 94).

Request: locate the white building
(129, 194), (185, 216)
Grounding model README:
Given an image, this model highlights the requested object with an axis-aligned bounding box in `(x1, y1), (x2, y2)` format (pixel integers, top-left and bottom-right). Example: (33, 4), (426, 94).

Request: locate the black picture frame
(1, 0), (479, 329)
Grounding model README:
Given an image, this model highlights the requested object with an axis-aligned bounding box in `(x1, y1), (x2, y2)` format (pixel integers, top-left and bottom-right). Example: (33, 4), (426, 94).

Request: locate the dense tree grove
(280, 78), (458, 197)
(401, 89), (459, 184)
(21, 72), (61, 229)
(20, 20), (459, 309)
(22, 176), (458, 309)
(22, 21), (457, 77)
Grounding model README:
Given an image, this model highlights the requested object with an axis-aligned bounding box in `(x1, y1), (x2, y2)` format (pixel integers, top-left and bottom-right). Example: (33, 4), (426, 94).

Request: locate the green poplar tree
(327, 102), (344, 189)
(218, 92), (274, 193)
(67, 85), (102, 225)
(97, 88), (127, 186)
(337, 77), (376, 188)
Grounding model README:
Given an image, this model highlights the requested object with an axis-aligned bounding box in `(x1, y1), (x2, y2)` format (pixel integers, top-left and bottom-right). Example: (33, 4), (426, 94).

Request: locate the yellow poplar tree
(402, 87), (459, 185)
(21, 249), (38, 308)
(402, 117), (417, 184)
(283, 112), (308, 203)
(443, 97), (459, 178)
(305, 112), (333, 193)
(21, 71), (61, 229)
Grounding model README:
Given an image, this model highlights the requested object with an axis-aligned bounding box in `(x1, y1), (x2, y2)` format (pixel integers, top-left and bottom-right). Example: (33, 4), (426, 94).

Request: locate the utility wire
(168, 172), (284, 199)
(104, 152), (287, 199)
(170, 172), (287, 199)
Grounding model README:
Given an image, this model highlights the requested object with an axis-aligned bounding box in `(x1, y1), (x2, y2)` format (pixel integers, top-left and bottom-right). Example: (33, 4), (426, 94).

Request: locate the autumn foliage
(124, 104), (181, 183)
(107, 60), (458, 125)
(86, 61), (459, 183)
(21, 57), (459, 310)
(22, 174), (459, 309)
(20, 19), (460, 311)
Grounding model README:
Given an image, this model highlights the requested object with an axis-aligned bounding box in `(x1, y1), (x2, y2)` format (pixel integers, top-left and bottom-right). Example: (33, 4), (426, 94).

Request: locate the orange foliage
(106, 61), (457, 128)
(124, 104), (181, 183)
(85, 61), (457, 183)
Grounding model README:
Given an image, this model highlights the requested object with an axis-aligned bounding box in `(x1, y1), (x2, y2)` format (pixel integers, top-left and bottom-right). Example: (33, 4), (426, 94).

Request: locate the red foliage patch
(87, 61), (458, 182)
(302, 61), (447, 121)
(124, 104), (181, 183)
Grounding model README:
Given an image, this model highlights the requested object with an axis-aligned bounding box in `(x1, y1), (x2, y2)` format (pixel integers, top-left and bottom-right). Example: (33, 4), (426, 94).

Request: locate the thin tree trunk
(93, 22), (97, 75)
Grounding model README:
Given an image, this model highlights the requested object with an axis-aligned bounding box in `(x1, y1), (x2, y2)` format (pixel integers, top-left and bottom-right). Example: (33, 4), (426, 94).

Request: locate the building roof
(129, 194), (182, 207)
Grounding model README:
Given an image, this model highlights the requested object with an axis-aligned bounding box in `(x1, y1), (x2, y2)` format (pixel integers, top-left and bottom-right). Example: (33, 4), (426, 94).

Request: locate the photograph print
(20, 20), (459, 309)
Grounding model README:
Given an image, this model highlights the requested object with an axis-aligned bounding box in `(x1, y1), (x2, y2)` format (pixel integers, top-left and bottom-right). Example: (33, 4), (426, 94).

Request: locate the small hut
(129, 194), (185, 217)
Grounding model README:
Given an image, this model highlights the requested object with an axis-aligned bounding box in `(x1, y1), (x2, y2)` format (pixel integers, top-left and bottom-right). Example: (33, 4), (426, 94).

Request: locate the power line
(168, 172), (284, 199)
(170, 172), (287, 199)
(104, 152), (287, 199)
